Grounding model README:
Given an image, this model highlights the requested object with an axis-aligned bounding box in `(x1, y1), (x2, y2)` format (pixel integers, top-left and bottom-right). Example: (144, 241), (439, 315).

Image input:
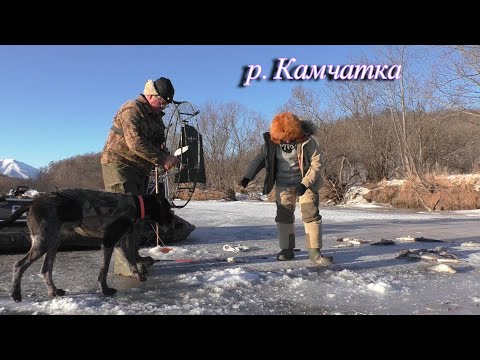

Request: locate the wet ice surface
(1, 201), (480, 315)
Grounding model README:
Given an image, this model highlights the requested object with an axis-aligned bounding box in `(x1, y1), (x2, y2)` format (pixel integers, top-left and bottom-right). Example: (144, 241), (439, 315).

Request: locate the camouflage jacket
(101, 95), (169, 174)
(56, 188), (139, 238)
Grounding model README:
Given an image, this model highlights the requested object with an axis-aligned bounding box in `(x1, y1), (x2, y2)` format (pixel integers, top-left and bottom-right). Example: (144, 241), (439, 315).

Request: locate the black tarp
(175, 124), (207, 184)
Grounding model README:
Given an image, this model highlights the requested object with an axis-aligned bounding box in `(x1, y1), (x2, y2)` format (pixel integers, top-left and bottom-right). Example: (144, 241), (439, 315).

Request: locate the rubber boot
(308, 248), (334, 266)
(134, 221), (154, 273)
(304, 221), (333, 266)
(113, 220), (153, 276)
(276, 223), (295, 261)
(136, 252), (154, 269)
(277, 249), (295, 261)
(304, 221), (322, 249)
(113, 234), (139, 277)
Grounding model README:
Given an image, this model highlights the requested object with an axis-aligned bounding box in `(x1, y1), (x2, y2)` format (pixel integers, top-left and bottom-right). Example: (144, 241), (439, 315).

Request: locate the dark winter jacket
(243, 121), (324, 195)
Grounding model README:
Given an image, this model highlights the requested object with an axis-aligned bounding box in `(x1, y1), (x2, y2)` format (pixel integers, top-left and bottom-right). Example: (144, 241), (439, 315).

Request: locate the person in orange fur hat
(240, 112), (333, 265)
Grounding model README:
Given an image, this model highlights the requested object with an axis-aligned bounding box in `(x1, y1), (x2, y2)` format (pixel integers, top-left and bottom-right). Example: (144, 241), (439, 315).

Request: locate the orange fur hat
(269, 112), (305, 144)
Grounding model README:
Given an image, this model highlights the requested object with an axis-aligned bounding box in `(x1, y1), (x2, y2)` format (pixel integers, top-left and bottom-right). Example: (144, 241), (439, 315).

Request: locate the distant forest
(2, 46), (480, 209)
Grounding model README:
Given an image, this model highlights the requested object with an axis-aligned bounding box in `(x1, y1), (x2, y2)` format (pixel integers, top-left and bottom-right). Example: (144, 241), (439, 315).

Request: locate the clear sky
(0, 45), (378, 169)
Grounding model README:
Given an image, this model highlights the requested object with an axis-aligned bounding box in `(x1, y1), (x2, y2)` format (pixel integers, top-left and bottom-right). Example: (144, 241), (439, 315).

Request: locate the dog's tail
(0, 204), (31, 229)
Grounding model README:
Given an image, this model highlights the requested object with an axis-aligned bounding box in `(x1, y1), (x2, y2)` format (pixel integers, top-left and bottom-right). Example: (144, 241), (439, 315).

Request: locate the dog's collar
(137, 195), (145, 219)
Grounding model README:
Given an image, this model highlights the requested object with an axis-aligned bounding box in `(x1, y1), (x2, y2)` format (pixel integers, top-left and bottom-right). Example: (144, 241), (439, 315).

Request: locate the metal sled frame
(149, 100), (203, 246)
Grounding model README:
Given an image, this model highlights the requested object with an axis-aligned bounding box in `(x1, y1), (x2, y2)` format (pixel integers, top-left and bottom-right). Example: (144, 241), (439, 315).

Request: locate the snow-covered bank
(0, 201), (479, 315)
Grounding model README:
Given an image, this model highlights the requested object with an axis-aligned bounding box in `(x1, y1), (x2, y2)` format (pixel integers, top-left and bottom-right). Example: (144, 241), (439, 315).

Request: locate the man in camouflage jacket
(101, 77), (179, 277)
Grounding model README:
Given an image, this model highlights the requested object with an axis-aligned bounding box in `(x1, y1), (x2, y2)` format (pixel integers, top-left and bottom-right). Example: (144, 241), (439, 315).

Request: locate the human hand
(162, 155), (180, 171)
(296, 183), (307, 196)
(240, 178), (250, 188)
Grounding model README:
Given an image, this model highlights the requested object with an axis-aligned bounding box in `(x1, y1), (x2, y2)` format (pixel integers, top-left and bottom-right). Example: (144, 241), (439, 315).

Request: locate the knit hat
(143, 77), (175, 103)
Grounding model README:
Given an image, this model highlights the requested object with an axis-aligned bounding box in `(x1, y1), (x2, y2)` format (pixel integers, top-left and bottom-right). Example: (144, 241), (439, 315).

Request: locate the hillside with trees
(2, 46), (479, 211)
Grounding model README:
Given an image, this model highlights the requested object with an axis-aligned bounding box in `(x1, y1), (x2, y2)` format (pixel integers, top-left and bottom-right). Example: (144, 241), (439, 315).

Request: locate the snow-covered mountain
(0, 159), (39, 179)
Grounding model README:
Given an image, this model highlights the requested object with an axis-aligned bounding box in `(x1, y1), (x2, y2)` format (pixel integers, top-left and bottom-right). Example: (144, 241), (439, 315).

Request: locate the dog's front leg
(98, 245), (117, 296)
(100, 219), (147, 296)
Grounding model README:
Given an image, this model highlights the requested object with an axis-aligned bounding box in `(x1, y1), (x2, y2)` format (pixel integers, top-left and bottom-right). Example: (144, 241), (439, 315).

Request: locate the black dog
(0, 188), (173, 302)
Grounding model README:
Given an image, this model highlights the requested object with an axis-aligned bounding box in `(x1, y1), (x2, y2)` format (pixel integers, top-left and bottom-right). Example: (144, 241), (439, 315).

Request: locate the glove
(162, 155), (180, 171)
(296, 183), (307, 196)
(240, 178), (250, 188)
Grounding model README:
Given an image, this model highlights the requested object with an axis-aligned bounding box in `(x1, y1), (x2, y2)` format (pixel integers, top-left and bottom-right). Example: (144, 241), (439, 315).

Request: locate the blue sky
(0, 45), (378, 169)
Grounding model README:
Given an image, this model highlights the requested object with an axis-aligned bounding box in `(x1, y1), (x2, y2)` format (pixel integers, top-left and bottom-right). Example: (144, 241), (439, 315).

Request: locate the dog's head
(149, 195), (174, 226)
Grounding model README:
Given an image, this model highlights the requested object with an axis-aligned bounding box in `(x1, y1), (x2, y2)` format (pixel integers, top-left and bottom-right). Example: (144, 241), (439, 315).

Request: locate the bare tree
(327, 59), (396, 182)
(280, 46), (478, 209)
(373, 47), (445, 173)
(375, 46), (461, 210)
(282, 85), (363, 202)
(433, 46), (480, 119)
(34, 153), (103, 191)
(197, 101), (267, 194)
(0, 174), (34, 194)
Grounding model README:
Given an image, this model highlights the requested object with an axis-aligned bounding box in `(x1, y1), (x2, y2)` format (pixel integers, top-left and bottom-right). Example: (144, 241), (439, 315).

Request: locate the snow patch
(367, 281), (392, 294)
(343, 186), (382, 208)
(380, 179), (405, 187)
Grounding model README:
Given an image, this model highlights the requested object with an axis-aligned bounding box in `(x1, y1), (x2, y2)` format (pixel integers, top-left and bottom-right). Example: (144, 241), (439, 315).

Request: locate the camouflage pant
(101, 163), (149, 276)
(275, 185), (322, 249)
(275, 185), (321, 223)
(101, 162), (148, 195)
